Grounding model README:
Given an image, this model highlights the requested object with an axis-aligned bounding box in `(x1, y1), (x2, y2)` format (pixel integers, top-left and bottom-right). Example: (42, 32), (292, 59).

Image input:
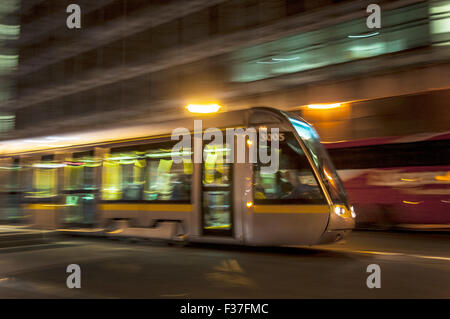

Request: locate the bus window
(254, 132), (325, 204)
(328, 139), (450, 170)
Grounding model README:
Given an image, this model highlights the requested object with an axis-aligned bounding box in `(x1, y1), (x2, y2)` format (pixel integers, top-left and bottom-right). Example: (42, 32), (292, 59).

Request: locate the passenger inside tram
(171, 174), (191, 201)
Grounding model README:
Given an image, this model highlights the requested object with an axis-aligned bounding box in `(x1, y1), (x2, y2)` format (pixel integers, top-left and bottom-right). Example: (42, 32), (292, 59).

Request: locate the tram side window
(101, 142), (192, 202)
(102, 151), (146, 201)
(254, 133), (325, 204)
(144, 158), (192, 201)
(203, 143), (231, 187)
(25, 156), (59, 199)
(144, 144), (192, 201)
(65, 152), (99, 191)
(0, 158), (19, 192)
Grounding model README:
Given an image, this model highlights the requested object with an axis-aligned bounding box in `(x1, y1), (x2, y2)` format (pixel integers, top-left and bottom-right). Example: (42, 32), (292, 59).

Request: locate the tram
(0, 107), (354, 245)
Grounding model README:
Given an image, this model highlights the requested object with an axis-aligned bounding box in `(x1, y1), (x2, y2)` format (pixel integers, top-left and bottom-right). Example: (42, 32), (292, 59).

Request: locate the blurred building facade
(0, 0), (19, 134)
(1, 0), (450, 142)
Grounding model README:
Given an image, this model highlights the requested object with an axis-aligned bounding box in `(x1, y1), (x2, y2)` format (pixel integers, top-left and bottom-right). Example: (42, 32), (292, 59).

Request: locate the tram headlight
(350, 206), (356, 218)
(334, 206), (345, 216)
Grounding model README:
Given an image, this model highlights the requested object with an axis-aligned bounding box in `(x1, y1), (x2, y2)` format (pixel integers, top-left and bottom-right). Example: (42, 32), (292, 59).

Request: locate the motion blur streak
(0, 0), (448, 300)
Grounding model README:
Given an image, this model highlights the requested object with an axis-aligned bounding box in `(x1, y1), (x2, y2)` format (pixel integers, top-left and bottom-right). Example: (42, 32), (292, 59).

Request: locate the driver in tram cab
(279, 170), (294, 197)
(280, 170), (314, 200)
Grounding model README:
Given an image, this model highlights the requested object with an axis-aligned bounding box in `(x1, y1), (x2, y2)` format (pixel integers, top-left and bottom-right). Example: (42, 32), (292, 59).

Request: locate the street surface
(0, 230), (449, 298)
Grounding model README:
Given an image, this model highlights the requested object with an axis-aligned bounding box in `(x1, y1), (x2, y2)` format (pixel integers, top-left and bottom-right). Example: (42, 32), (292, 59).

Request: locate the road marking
(205, 272), (255, 287)
(207, 259), (256, 288)
(214, 259), (244, 273)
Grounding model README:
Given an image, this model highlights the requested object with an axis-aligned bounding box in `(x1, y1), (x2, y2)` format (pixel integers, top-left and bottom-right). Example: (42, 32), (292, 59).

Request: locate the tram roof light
(186, 103), (222, 114)
(307, 103), (342, 110)
(146, 151), (193, 158)
(32, 163), (67, 168)
(45, 136), (79, 141)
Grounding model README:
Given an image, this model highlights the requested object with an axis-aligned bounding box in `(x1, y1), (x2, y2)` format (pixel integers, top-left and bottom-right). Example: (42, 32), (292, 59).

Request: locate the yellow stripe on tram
(24, 204), (65, 210)
(204, 224), (231, 230)
(98, 204), (192, 212)
(253, 205), (329, 214)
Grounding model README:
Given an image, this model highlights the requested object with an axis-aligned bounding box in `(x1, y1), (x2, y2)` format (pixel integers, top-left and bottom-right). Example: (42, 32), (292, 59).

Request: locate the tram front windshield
(287, 116), (348, 205)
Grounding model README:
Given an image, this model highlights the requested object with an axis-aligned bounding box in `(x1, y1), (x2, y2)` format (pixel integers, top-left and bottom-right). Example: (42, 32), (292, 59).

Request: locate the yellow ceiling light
(307, 103), (342, 110)
(186, 103), (222, 114)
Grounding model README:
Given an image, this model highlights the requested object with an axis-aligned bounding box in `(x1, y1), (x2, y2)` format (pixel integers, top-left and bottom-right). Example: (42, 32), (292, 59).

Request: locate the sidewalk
(327, 229), (450, 259)
(395, 224), (450, 232)
(0, 225), (59, 248)
(355, 223), (450, 233)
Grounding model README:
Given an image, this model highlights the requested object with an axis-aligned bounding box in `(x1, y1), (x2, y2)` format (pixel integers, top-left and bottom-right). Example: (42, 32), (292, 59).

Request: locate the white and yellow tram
(0, 107), (354, 245)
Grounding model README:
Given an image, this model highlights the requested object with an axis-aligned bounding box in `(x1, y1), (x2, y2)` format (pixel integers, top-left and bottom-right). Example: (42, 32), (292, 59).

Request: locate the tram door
(8, 158), (22, 222)
(201, 142), (233, 236)
(0, 157), (22, 223)
(63, 151), (98, 227)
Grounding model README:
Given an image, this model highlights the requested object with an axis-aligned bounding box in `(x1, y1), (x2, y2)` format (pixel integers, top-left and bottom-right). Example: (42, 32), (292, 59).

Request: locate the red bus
(325, 131), (450, 229)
